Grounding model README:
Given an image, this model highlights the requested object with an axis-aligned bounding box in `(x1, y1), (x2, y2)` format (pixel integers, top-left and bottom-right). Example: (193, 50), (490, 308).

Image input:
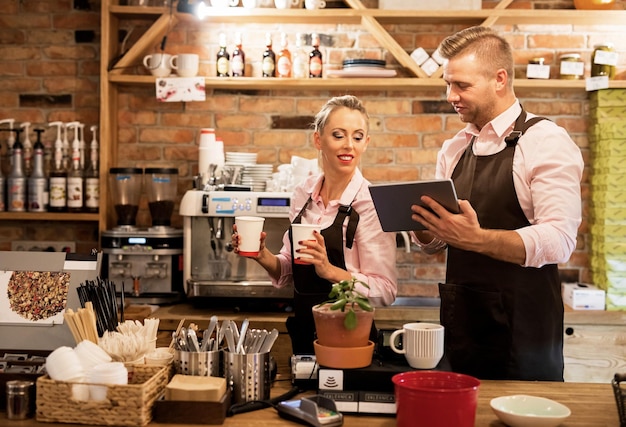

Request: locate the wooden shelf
(0, 212), (99, 222)
(109, 74), (626, 92)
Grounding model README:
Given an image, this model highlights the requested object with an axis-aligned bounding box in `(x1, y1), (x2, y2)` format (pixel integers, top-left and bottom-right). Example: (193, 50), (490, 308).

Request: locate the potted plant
(312, 277), (375, 351)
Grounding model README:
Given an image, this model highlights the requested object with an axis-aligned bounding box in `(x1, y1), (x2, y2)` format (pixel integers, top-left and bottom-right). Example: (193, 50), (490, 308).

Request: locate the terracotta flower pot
(312, 303), (374, 348)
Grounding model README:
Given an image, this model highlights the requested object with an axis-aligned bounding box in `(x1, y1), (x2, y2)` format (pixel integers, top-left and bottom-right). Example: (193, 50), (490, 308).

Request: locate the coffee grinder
(101, 167), (184, 305)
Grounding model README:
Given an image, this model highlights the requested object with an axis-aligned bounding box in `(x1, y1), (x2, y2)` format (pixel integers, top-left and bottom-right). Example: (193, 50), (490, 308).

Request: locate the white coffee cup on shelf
(211, 0), (238, 7)
(243, 0), (273, 6)
(274, 0), (299, 9)
(169, 53), (200, 78)
(304, 0), (325, 9)
(390, 322), (444, 369)
(291, 223), (321, 264)
(143, 53), (172, 78)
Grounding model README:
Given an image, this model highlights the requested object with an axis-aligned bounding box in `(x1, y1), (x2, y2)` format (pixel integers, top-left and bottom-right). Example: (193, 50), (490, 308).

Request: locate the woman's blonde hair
(312, 95), (369, 134)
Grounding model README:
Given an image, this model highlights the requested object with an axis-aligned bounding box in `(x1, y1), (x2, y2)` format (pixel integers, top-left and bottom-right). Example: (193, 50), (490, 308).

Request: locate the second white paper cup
(236, 216), (265, 256)
(291, 223), (321, 264)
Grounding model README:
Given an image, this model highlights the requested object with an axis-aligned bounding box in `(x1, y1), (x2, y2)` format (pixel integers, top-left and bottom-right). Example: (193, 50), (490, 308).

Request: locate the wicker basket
(36, 364), (168, 426)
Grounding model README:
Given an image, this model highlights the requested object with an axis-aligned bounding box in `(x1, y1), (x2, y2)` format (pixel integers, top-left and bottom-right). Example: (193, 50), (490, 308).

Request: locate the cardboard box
(562, 283), (606, 310)
(379, 0), (480, 10)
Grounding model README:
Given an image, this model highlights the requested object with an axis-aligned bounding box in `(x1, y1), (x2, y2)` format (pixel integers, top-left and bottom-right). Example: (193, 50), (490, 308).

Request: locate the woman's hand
(296, 231), (350, 283)
(231, 223), (267, 259)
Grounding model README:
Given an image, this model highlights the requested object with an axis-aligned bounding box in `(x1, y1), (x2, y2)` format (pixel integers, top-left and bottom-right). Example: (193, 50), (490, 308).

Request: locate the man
(411, 26), (584, 381)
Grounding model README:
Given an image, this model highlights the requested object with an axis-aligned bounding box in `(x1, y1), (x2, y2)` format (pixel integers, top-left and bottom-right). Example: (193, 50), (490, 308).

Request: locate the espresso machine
(101, 167), (184, 305)
(179, 189), (293, 304)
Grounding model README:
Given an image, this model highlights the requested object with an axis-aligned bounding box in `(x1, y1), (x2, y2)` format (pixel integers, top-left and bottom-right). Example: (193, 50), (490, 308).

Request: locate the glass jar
(591, 43), (616, 79)
(559, 53), (584, 80)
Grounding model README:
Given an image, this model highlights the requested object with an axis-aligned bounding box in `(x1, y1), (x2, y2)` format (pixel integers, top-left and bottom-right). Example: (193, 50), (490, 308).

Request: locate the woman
(233, 95), (397, 354)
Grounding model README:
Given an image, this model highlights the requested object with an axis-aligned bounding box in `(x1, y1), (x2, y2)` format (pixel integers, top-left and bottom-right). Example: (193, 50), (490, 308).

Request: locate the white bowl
(490, 395), (571, 427)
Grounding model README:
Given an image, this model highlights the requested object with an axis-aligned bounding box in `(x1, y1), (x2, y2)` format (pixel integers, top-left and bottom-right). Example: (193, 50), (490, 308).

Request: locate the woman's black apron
(286, 196), (364, 355)
(440, 110), (564, 381)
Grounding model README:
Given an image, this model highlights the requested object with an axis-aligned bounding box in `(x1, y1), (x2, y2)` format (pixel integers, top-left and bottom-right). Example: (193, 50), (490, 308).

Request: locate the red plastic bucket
(392, 370), (480, 427)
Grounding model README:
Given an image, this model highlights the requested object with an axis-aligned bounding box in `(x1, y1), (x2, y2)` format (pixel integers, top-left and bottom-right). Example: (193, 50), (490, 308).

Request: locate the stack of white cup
(198, 128), (224, 186)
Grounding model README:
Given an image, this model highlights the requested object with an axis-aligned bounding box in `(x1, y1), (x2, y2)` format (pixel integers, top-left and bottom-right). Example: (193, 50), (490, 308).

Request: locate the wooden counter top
(5, 379), (621, 426)
(152, 303), (626, 330)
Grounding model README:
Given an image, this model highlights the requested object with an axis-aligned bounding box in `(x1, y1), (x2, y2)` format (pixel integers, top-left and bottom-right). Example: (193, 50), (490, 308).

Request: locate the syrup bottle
(309, 32), (323, 78)
(262, 32), (276, 78)
(84, 125), (100, 213)
(216, 32), (230, 77)
(231, 32), (245, 77)
(48, 121), (67, 212)
(7, 128), (26, 212)
(28, 129), (48, 212)
(277, 32), (292, 78)
(292, 33), (309, 79)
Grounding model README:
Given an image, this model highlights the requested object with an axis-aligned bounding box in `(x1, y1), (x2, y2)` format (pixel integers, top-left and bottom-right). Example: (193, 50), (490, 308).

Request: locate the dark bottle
(48, 123), (67, 212)
(216, 32), (230, 77)
(66, 123), (84, 213)
(231, 32), (245, 77)
(309, 32), (323, 78)
(28, 129), (48, 212)
(262, 32), (276, 78)
(7, 128), (26, 212)
(84, 125), (99, 213)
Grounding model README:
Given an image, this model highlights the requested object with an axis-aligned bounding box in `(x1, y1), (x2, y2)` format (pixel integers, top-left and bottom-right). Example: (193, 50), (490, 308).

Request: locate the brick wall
(1, 0), (625, 297)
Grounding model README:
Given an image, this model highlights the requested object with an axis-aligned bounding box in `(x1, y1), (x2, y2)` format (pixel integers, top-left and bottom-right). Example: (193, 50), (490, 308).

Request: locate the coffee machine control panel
(181, 190), (292, 218)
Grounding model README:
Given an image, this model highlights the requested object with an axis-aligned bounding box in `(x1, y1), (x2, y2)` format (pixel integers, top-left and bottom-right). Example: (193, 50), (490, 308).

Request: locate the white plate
(490, 395), (571, 427)
(326, 67), (397, 78)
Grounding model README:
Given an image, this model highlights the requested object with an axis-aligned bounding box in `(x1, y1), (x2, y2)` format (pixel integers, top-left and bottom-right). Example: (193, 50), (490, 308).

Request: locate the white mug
(304, 0), (325, 9)
(143, 53), (172, 78)
(169, 53), (199, 78)
(242, 0), (272, 7)
(210, 0), (238, 7)
(274, 0), (299, 9)
(390, 322), (444, 369)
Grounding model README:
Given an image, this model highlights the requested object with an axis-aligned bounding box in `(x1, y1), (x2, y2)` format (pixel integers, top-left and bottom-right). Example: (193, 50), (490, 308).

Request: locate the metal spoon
(259, 328), (279, 353)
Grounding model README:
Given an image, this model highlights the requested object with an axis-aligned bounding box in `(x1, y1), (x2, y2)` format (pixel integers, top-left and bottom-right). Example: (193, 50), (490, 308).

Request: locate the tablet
(368, 179), (459, 232)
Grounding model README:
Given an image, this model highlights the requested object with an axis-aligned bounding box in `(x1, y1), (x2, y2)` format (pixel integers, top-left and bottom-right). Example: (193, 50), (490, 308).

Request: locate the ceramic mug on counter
(143, 53), (172, 77)
(169, 53), (199, 78)
(390, 322), (444, 369)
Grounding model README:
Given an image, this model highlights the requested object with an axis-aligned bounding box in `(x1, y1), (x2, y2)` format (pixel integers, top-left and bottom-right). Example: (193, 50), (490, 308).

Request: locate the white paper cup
(390, 322), (444, 369)
(291, 223), (321, 264)
(236, 216), (265, 256)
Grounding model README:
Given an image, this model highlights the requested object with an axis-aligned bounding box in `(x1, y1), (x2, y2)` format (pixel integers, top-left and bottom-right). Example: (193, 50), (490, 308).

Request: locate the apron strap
(504, 107), (548, 147)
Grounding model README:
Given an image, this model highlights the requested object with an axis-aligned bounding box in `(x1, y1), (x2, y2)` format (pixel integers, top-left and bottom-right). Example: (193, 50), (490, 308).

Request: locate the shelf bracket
(109, 12), (179, 76)
(359, 15), (429, 79)
(481, 0), (515, 27)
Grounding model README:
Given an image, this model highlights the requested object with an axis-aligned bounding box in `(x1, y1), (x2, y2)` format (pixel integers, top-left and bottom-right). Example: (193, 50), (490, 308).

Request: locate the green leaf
(344, 310), (357, 330)
(330, 299), (347, 311)
(356, 298), (373, 312)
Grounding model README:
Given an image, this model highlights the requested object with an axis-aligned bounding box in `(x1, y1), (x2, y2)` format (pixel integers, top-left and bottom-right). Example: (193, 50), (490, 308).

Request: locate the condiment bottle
(27, 128), (49, 212)
(84, 125), (99, 213)
(231, 32), (245, 77)
(20, 121), (33, 177)
(309, 33), (323, 78)
(6, 380), (34, 420)
(7, 128), (26, 212)
(559, 53), (584, 80)
(66, 121), (84, 213)
(262, 32), (276, 78)
(277, 32), (292, 78)
(216, 32), (230, 77)
(591, 43), (617, 79)
(292, 33), (308, 79)
(48, 121), (67, 212)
